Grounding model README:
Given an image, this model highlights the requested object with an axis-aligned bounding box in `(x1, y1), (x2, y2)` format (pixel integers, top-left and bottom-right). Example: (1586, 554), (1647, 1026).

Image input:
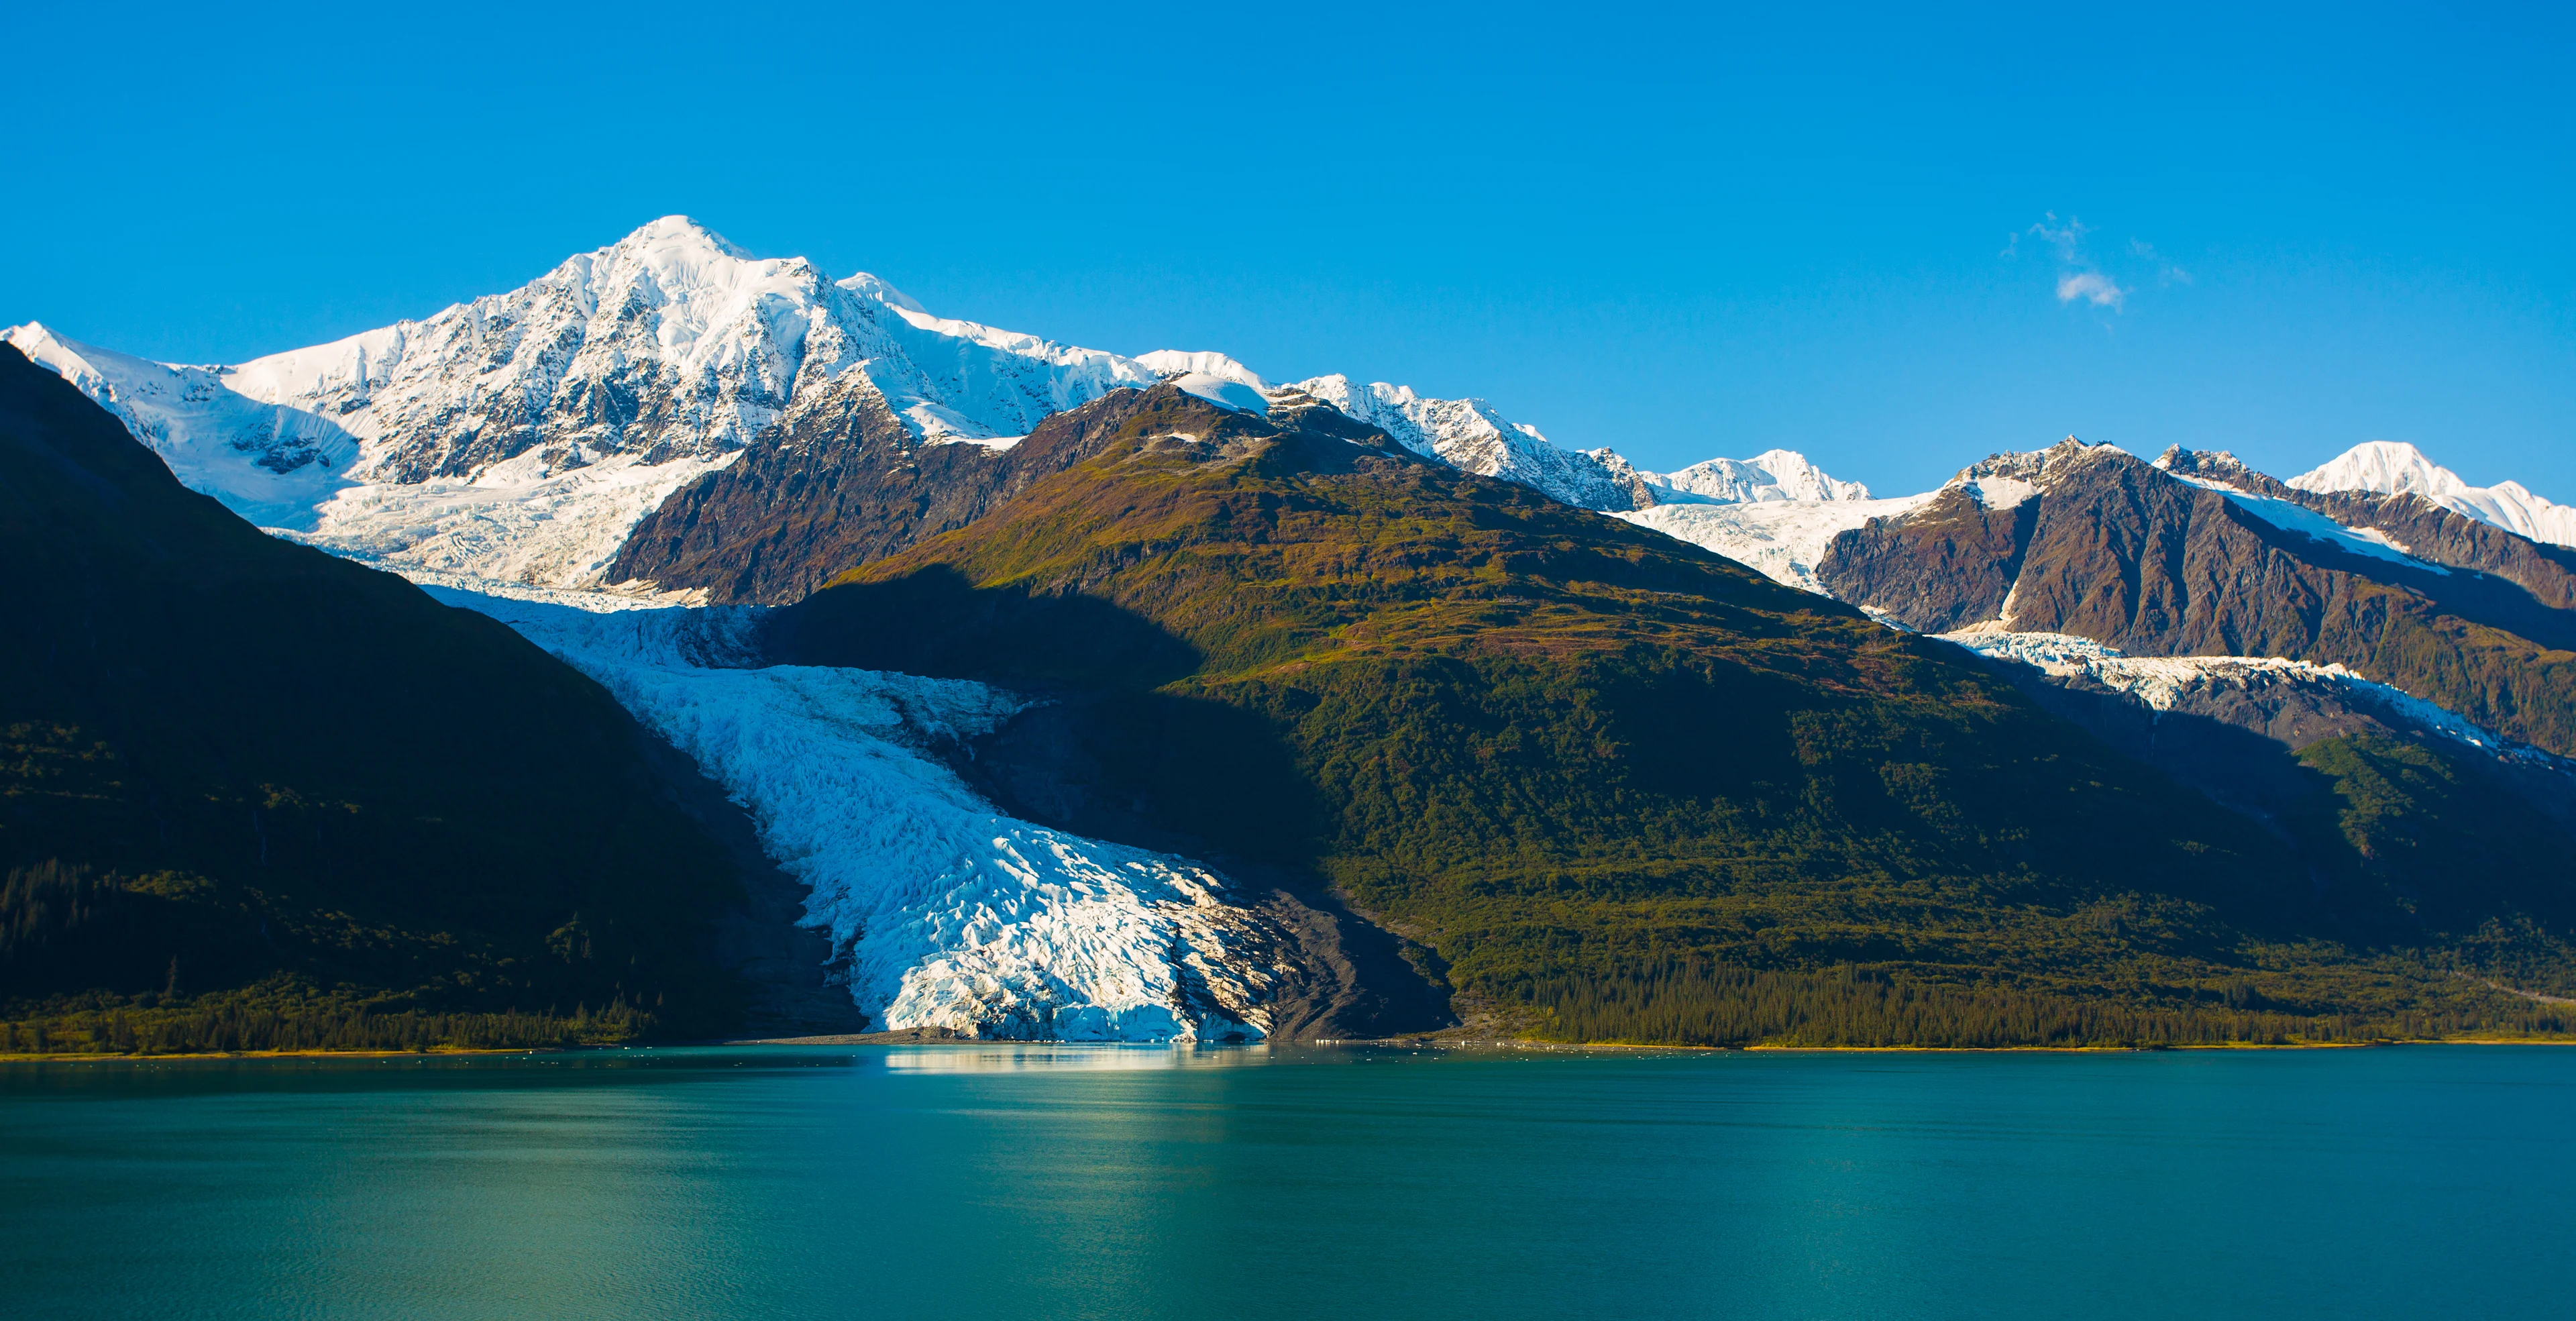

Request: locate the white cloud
(2056, 270), (2127, 308)
(2006, 212), (2176, 315)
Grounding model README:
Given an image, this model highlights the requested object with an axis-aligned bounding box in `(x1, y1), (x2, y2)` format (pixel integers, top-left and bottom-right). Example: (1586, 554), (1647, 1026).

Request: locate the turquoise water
(4, 1045), (2571, 1320)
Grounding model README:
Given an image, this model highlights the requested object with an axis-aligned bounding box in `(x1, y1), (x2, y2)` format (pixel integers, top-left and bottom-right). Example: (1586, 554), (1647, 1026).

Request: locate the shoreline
(0, 1047), (555, 1064)
(9, 1033), (2576, 1065)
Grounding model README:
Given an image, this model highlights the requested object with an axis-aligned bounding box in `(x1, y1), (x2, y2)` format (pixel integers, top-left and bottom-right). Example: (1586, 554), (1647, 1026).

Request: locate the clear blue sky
(7, 2), (2571, 497)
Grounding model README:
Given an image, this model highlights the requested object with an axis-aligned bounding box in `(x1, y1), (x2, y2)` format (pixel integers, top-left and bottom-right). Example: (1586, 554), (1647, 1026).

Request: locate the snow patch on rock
(1170, 372), (1271, 415)
(1962, 476), (2037, 511)
(2167, 472), (2450, 574)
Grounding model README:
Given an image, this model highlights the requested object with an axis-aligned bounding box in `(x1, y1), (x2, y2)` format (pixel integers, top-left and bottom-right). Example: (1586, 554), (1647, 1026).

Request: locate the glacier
(431, 584), (1283, 1042)
(1935, 627), (2567, 768)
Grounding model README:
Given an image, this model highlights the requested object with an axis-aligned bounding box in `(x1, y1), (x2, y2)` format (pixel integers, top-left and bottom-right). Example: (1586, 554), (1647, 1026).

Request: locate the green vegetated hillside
(0, 344), (743, 1054)
(769, 386), (2576, 1047)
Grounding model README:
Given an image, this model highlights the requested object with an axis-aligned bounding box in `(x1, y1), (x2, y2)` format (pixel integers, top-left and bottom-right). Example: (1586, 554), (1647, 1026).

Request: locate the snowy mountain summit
(1644, 448), (1873, 504)
(5, 218), (1177, 584)
(2290, 440), (2576, 548)
(5, 216), (1882, 584)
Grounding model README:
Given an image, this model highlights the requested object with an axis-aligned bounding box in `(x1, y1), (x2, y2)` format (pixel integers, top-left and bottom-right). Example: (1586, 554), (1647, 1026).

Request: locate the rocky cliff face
(1817, 440), (2576, 757)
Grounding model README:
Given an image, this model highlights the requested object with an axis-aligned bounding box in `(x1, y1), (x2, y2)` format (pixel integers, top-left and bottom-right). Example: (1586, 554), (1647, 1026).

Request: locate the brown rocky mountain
(609, 377), (1401, 605)
(1816, 439), (2576, 757)
(2158, 445), (2576, 612)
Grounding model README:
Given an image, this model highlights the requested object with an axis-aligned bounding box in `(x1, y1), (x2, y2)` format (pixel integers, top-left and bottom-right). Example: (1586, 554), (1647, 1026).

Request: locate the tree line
(1523, 959), (2576, 1049)
(1, 996), (651, 1056)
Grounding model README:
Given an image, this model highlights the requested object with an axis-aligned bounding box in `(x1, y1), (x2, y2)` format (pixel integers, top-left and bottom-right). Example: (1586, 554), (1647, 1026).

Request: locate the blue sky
(7, 2), (2571, 496)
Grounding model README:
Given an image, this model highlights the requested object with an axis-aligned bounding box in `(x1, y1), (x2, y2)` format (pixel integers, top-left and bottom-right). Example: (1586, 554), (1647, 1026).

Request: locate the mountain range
(7, 215), (2575, 1050)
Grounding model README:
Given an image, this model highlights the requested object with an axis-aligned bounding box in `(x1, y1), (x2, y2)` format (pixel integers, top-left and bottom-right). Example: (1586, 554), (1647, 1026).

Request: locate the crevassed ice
(429, 588), (1278, 1043)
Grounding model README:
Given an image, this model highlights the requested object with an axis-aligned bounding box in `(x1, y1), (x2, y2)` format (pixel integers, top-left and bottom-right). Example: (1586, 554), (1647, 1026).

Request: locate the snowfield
(1615, 493), (1933, 594)
(433, 588), (1282, 1042)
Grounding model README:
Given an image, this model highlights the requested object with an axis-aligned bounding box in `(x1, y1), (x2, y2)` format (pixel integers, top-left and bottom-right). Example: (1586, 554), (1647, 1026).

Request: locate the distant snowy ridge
(1287, 374), (1637, 508)
(1281, 372), (1868, 513)
(433, 587), (1282, 1041)
(2290, 441), (2576, 548)
(1646, 449), (1873, 504)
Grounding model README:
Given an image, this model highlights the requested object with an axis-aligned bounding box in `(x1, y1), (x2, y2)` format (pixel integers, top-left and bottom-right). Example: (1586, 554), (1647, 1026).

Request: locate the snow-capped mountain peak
(1643, 447), (1872, 504)
(5, 218), (1184, 584)
(2290, 440), (2576, 547)
(2290, 441), (2450, 498)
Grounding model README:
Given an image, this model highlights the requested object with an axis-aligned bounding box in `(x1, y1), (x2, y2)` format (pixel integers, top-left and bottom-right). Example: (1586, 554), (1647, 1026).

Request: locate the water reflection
(879, 1042), (1275, 1073)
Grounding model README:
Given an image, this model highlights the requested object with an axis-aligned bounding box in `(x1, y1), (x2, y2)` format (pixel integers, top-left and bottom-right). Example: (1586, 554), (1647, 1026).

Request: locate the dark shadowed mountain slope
(761, 386), (2576, 1043)
(0, 344), (745, 1040)
(1819, 439), (2576, 757)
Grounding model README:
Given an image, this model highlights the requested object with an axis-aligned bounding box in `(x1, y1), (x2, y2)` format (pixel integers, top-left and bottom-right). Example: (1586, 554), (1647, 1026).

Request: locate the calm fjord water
(3, 1045), (2569, 1320)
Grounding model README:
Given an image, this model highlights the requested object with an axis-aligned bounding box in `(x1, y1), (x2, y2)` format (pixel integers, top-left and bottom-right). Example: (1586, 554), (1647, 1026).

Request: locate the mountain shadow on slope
(762, 385), (2576, 1044)
(0, 344), (775, 1047)
(1958, 649), (2576, 949)
(1819, 440), (2576, 758)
